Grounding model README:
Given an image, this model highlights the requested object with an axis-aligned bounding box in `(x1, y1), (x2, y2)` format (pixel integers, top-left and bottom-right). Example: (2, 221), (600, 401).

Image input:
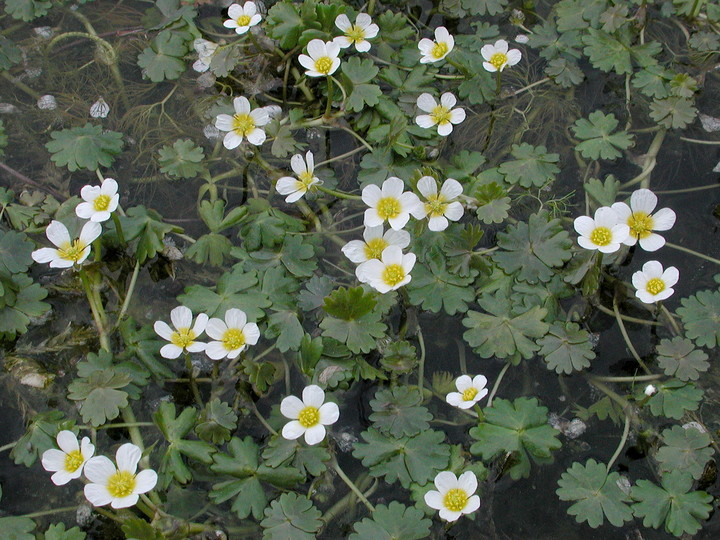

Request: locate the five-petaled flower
(276, 151), (322, 203)
(31, 220), (102, 268)
(342, 225), (411, 283)
(415, 93), (466, 137)
(362, 177), (421, 230)
(418, 26), (454, 64)
(445, 375), (489, 410)
(154, 306), (208, 359)
(424, 470), (481, 522)
(356, 245), (416, 293)
(83, 443), (158, 509)
(481, 39), (522, 72)
(205, 308), (260, 360)
(215, 96), (270, 149)
(75, 178), (120, 222)
(281, 385), (339, 445)
(42, 430), (95, 486)
(298, 39), (341, 78)
(573, 207), (629, 253)
(611, 189), (676, 252)
(632, 260), (679, 304)
(413, 176), (464, 231)
(333, 13), (379, 52)
(223, 2), (262, 35)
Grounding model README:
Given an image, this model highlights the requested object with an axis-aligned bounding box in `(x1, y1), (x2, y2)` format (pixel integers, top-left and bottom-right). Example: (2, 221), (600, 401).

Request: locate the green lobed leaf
(582, 29), (633, 74)
(342, 57), (382, 113)
(10, 411), (73, 467)
(649, 96), (697, 129)
(45, 124), (123, 172)
(656, 336), (709, 381)
(120, 519), (164, 540)
(119, 205), (182, 264)
(677, 289), (720, 348)
(137, 29), (190, 82)
(157, 139), (206, 179)
(0, 273), (49, 340)
(4, 0), (52, 21)
(369, 386), (432, 438)
(0, 517), (35, 539)
(406, 246), (475, 315)
(572, 111), (634, 160)
(195, 399), (238, 445)
(498, 143), (560, 188)
(0, 37), (22, 72)
(261, 492), (323, 540)
(538, 322), (596, 374)
(656, 425), (714, 480)
(349, 502), (432, 540)
(646, 380), (703, 420)
(262, 434), (330, 478)
(67, 369), (130, 427)
(44, 523), (86, 540)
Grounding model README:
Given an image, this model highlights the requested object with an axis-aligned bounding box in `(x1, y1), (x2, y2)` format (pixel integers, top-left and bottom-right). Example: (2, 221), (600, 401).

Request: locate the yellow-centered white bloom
(362, 177), (422, 230)
(42, 430), (95, 486)
(31, 220), (102, 268)
(342, 225), (411, 283)
(154, 306), (208, 359)
(424, 470), (481, 522)
(276, 151), (321, 203)
(215, 96), (270, 149)
(573, 207), (629, 253)
(632, 260), (679, 304)
(413, 176), (464, 231)
(223, 2), (262, 35)
(356, 245), (416, 293)
(481, 39), (522, 72)
(415, 93), (466, 137)
(205, 308), (260, 360)
(611, 189), (676, 252)
(83, 443), (157, 509)
(75, 178), (120, 222)
(333, 13), (379, 53)
(281, 385), (339, 445)
(418, 26), (454, 63)
(192, 38), (219, 72)
(445, 375), (488, 409)
(298, 39), (341, 78)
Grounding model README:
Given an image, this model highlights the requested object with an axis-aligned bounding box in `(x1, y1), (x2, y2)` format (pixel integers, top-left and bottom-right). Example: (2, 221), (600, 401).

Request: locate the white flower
(75, 178), (120, 222)
(153, 306), (209, 359)
(333, 13), (379, 53)
(276, 151), (321, 203)
(356, 245), (416, 293)
(41, 430), (95, 486)
(341, 225), (411, 264)
(610, 189), (676, 252)
(413, 176), (464, 231)
(205, 308), (260, 360)
(481, 39), (522, 72)
(362, 177), (422, 230)
(281, 385), (339, 445)
(424, 470), (481, 522)
(632, 260), (679, 304)
(37, 94), (57, 110)
(298, 39), (341, 77)
(415, 93), (466, 137)
(644, 384), (657, 396)
(445, 375), (488, 409)
(83, 443), (158, 509)
(89, 97), (110, 118)
(215, 96), (270, 149)
(573, 207), (630, 253)
(418, 26), (454, 63)
(31, 220), (102, 268)
(223, 2), (262, 35)
(192, 38), (219, 72)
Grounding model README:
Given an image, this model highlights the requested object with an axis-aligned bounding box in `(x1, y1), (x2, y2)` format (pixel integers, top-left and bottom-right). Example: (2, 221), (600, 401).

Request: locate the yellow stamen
(232, 113), (256, 137)
(57, 240), (88, 263)
(364, 237), (389, 260)
(382, 264), (406, 287)
(314, 56), (333, 75)
(645, 278), (666, 296)
(171, 327), (196, 349)
(64, 450), (84, 473)
(376, 197), (401, 220)
(443, 488), (468, 512)
(93, 194), (111, 212)
(298, 171), (317, 188)
(489, 52), (508, 70)
(425, 195), (447, 217)
(462, 387), (478, 401)
(346, 25), (365, 44)
(627, 212), (654, 239)
(589, 227), (612, 246)
(222, 328), (246, 351)
(431, 41), (449, 59)
(236, 14), (251, 26)
(430, 105), (452, 126)
(298, 406), (320, 428)
(107, 470), (136, 499)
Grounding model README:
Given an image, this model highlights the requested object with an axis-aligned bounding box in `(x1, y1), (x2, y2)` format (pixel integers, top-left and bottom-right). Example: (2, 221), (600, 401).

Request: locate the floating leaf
(656, 425), (714, 480)
(349, 502), (432, 540)
(649, 96), (697, 129)
(44, 523), (86, 540)
(10, 411), (73, 467)
(119, 205), (182, 264)
(406, 246), (475, 315)
(195, 399), (238, 445)
(656, 337), (709, 381)
(137, 29), (189, 82)
(45, 124), (123, 172)
(572, 111), (634, 160)
(320, 287), (387, 354)
(538, 322), (596, 374)
(677, 289), (720, 348)
(369, 387), (432, 438)
(646, 380), (703, 420)
(4, 0), (52, 21)
(498, 143), (560, 188)
(0, 517), (35, 540)
(261, 492), (323, 540)
(67, 369), (130, 427)
(262, 435), (330, 478)
(157, 139), (206, 179)
(342, 57), (382, 113)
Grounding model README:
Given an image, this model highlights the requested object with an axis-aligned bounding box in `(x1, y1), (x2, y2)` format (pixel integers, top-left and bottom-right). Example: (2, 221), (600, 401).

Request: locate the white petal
(186, 342), (206, 353)
(446, 392), (463, 407)
(635, 289), (656, 304)
(632, 270), (648, 291)
(335, 14), (351, 31)
(116, 443), (141, 474)
(440, 93), (457, 109)
(428, 215), (449, 231)
(83, 456), (116, 483)
(233, 96), (251, 115)
(415, 114), (435, 129)
(280, 395), (305, 419)
(439, 508), (463, 522)
(611, 202), (632, 221)
(362, 184), (383, 207)
(638, 233), (665, 252)
(480, 44), (495, 61)
(298, 54), (316, 71)
(227, 4), (243, 19)
(223, 131), (244, 149)
(654, 288), (674, 302)
(384, 229), (411, 248)
(32, 247), (59, 265)
(42, 449), (66, 472)
(215, 114), (234, 131)
(246, 128), (266, 146)
(75, 202), (96, 219)
(355, 40), (371, 53)
(450, 108), (466, 124)
(171, 306), (192, 330)
(434, 471), (459, 493)
(305, 150), (315, 172)
(154, 320), (173, 340)
(282, 420), (305, 440)
(387, 212), (410, 230)
(160, 343), (183, 359)
(243, 323), (260, 345)
(243, 1), (257, 16)
(342, 240), (368, 263)
(84, 483), (113, 507)
(416, 93), (437, 113)
(51, 470), (77, 486)
(417, 176), (438, 198)
(318, 402), (339, 425)
(440, 178), (463, 199)
(205, 318), (228, 340)
(594, 206), (620, 227)
(458, 471), (478, 495)
(45, 221), (71, 248)
(304, 424), (326, 445)
(225, 308), (247, 330)
(641, 260), (664, 277)
(424, 490), (443, 509)
(444, 202), (464, 222)
(134, 469), (158, 494)
(662, 266), (680, 287)
(435, 26), (450, 43)
(111, 493), (139, 509)
(577, 236), (598, 251)
(205, 341), (229, 360)
(455, 375), (472, 391)
(56, 430), (79, 453)
(364, 24), (379, 39)
(464, 495), (481, 514)
(652, 208), (676, 231)
(79, 221), (102, 245)
(630, 189), (657, 214)
(483, 61), (497, 73)
(382, 177), (405, 198)
(437, 123), (454, 136)
(306, 39), (327, 60)
(250, 108), (270, 127)
(506, 49), (522, 66)
(472, 374), (488, 390)
(364, 208), (384, 228)
(192, 313), (208, 335)
(100, 178), (118, 196)
(302, 384), (326, 407)
(333, 36), (352, 49)
(276, 177), (299, 196)
(494, 39), (509, 53)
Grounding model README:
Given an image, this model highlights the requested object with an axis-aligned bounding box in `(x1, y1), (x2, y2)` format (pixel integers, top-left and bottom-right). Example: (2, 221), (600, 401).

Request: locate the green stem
(679, 136), (720, 145)
(185, 353), (204, 408)
(250, 401), (278, 436)
(612, 294), (652, 375)
(0, 71), (41, 100)
(665, 241), (720, 266)
(90, 421), (154, 430)
(593, 301), (661, 326)
(417, 325), (426, 394)
(314, 145), (366, 167)
(331, 458), (375, 512)
(114, 260), (140, 328)
(585, 378), (640, 427)
(606, 413), (631, 473)
(495, 70), (502, 97)
(112, 212), (127, 246)
(446, 57), (470, 76)
(620, 129), (666, 189)
(78, 268), (110, 352)
(589, 374), (663, 383)
(325, 76), (334, 118)
(18, 506), (78, 519)
(658, 302), (681, 335)
(317, 185), (362, 200)
(0, 440), (17, 453)
(487, 361), (511, 407)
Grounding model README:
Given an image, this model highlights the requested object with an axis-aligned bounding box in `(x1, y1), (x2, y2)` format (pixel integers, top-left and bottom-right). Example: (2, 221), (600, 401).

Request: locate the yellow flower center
(382, 264), (406, 287)
(346, 25), (366, 43)
(589, 227), (612, 247)
(298, 171), (316, 188)
(462, 387), (478, 401)
(236, 14), (251, 26)
(232, 113), (256, 137)
(314, 56), (334, 75)
(376, 197), (401, 220)
(298, 406), (320, 428)
(57, 240), (88, 263)
(443, 488), (469, 512)
(107, 470), (137, 499)
(93, 194), (111, 212)
(627, 211), (654, 239)
(222, 328), (246, 351)
(64, 450), (84, 472)
(425, 195), (447, 217)
(431, 41), (449, 59)
(490, 52), (508, 70)
(645, 277), (666, 296)
(364, 237), (389, 260)
(170, 327), (196, 349)
(430, 105), (452, 126)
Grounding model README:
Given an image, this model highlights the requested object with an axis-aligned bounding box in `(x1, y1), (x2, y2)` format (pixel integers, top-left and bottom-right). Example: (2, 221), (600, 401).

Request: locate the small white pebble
(37, 94), (57, 110)
(33, 26), (54, 39)
(515, 34), (529, 44)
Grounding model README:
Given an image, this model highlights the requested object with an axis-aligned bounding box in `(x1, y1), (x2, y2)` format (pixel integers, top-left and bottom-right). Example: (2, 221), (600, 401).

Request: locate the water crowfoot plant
(280, 385), (339, 445)
(418, 26), (454, 64)
(333, 13), (379, 53)
(414, 93), (466, 137)
(75, 177), (120, 223)
(214, 97), (270, 149)
(275, 151), (321, 203)
(31, 221), (102, 268)
(424, 470), (481, 522)
(611, 188), (677, 251)
(632, 261), (679, 304)
(153, 306), (208, 359)
(223, 2), (263, 35)
(41, 430), (94, 486)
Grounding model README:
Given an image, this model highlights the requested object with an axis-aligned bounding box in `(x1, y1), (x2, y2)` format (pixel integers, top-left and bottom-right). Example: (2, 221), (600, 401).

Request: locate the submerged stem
(331, 458), (375, 512)
(487, 361), (511, 407)
(665, 241), (720, 266)
(612, 294), (652, 375)
(606, 413), (631, 473)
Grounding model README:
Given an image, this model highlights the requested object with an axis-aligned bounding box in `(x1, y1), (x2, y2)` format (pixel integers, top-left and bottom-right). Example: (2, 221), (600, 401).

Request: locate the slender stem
(88, 422), (154, 430)
(487, 361), (511, 407)
(121, 406), (146, 456)
(324, 76), (334, 118)
(456, 339), (467, 374)
(606, 413), (631, 473)
(511, 77), (551, 97)
(590, 374), (663, 383)
(446, 57), (470, 76)
(331, 458), (375, 512)
(593, 301), (661, 326)
(620, 129), (666, 189)
(658, 302), (681, 335)
(115, 260), (140, 328)
(665, 241), (720, 266)
(586, 378), (639, 427)
(317, 185), (362, 200)
(78, 268), (110, 351)
(112, 212), (126, 246)
(250, 401), (278, 436)
(0, 71), (41, 100)
(0, 440), (17, 453)
(314, 145), (365, 167)
(679, 136), (720, 145)
(417, 325), (426, 393)
(18, 506), (78, 519)
(613, 295), (652, 375)
(185, 354), (204, 408)
(645, 184), (720, 195)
